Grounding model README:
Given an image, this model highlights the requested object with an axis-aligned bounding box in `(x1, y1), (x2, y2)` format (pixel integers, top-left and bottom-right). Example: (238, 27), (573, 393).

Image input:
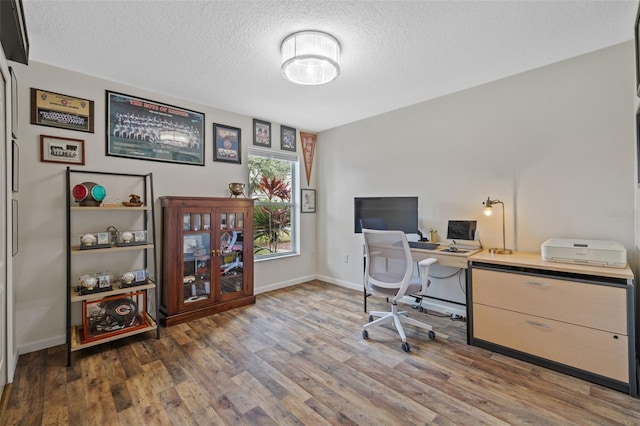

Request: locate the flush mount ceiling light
(281, 30), (341, 86)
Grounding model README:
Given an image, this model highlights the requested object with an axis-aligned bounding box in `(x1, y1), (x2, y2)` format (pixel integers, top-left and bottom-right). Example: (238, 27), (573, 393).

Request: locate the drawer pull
(525, 280), (550, 288)
(526, 320), (551, 329)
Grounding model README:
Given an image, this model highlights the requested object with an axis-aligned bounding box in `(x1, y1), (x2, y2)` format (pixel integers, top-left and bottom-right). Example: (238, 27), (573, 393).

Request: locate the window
(248, 149), (299, 260)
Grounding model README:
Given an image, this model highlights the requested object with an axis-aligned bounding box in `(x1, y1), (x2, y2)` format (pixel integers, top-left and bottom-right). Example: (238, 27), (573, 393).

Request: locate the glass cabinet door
(182, 232), (211, 304)
(219, 211), (244, 296)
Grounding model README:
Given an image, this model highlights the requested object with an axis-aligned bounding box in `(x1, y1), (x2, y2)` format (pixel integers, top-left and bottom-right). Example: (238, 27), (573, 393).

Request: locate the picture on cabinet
(106, 91), (205, 166)
(40, 135), (85, 165)
(281, 125), (296, 152)
(30, 88), (95, 133)
(253, 118), (271, 147)
(213, 123), (241, 164)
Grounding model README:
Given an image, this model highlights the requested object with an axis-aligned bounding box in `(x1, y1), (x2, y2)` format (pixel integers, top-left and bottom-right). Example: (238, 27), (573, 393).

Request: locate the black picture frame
(10, 67), (17, 138)
(281, 125), (297, 152)
(12, 140), (18, 193)
(253, 118), (271, 147)
(213, 123), (241, 164)
(106, 90), (205, 166)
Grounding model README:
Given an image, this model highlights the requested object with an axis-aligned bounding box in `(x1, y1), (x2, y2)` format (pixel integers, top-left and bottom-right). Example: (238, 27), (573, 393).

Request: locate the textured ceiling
(22, 0), (637, 132)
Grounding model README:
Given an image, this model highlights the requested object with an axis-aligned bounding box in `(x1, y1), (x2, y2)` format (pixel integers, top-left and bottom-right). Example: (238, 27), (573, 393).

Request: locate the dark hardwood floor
(2, 280), (640, 425)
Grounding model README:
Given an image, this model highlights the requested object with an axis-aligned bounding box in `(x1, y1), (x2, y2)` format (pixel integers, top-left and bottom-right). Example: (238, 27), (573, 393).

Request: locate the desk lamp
(482, 197), (512, 254)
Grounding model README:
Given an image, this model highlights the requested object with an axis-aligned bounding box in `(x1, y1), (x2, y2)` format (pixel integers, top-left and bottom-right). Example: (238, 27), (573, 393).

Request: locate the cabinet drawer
(473, 304), (629, 382)
(472, 269), (627, 334)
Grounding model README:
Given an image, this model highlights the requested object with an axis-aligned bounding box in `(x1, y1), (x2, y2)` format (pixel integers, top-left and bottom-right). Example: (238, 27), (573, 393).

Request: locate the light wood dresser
(468, 251), (637, 396)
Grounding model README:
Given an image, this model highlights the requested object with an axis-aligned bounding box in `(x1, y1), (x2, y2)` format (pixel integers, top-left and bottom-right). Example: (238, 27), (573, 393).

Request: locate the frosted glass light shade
(281, 31), (340, 86)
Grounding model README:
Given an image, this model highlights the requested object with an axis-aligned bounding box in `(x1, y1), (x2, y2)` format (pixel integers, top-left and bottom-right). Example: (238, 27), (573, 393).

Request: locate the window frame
(248, 148), (300, 261)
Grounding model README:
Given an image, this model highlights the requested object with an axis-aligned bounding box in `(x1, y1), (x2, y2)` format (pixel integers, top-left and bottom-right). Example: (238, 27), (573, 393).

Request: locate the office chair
(220, 231), (243, 274)
(362, 228), (437, 352)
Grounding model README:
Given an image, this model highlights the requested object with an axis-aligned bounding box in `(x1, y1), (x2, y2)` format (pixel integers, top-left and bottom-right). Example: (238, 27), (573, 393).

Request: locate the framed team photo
(106, 91), (205, 166)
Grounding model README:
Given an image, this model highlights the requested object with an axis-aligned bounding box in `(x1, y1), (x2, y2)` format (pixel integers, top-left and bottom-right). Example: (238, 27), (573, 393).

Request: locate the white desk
(410, 245), (482, 268)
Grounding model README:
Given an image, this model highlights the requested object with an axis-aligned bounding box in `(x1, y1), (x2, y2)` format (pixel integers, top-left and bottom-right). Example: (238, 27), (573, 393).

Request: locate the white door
(0, 68), (7, 387)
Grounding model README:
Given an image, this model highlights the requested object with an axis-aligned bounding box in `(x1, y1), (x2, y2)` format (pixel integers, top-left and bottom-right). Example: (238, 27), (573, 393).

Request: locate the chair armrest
(418, 258), (437, 267)
(417, 258), (437, 295)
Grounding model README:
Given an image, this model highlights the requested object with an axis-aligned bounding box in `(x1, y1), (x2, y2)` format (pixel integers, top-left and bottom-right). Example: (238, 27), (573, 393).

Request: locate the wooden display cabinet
(160, 196), (255, 326)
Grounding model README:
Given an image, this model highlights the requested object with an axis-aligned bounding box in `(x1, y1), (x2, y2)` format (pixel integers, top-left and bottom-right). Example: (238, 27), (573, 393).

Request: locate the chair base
(363, 301), (434, 347)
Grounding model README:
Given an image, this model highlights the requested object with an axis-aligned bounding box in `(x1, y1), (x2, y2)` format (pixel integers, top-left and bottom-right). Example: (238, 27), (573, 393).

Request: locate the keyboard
(408, 241), (439, 250)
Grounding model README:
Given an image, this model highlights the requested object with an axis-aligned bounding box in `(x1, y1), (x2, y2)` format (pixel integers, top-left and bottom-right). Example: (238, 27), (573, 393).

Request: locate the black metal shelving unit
(65, 167), (160, 366)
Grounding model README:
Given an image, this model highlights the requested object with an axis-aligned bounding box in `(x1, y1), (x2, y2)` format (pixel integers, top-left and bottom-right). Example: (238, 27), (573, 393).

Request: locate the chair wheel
(428, 330), (436, 340)
(362, 330), (369, 339)
(368, 315), (374, 322)
(401, 342), (410, 352)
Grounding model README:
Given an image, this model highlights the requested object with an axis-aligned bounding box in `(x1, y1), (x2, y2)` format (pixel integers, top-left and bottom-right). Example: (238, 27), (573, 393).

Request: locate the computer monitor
(446, 220), (477, 241)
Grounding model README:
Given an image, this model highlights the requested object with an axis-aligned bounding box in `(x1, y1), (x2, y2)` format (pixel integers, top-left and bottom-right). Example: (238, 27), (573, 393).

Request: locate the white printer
(541, 238), (627, 268)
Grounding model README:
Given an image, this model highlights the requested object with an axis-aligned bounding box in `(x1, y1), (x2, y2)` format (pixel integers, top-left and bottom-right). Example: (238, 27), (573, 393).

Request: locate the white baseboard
(255, 274), (317, 295)
(315, 275), (361, 292)
(18, 334), (65, 355)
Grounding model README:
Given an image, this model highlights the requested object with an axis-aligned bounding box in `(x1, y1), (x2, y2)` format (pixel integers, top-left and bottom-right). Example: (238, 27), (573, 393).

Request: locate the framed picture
(213, 123), (241, 164)
(10, 67), (17, 138)
(281, 125), (297, 152)
(12, 199), (18, 256)
(253, 119), (271, 147)
(40, 135), (85, 165)
(301, 189), (316, 213)
(30, 88), (95, 133)
(106, 91), (205, 166)
(12, 141), (18, 193)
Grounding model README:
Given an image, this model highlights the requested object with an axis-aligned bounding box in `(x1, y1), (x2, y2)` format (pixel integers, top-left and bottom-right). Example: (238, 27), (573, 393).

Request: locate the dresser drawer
(472, 269), (627, 334)
(473, 304), (629, 382)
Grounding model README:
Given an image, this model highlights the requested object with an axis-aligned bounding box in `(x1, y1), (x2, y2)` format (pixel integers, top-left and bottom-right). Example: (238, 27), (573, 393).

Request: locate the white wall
(11, 61), (317, 353)
(316, 42), (636, 294)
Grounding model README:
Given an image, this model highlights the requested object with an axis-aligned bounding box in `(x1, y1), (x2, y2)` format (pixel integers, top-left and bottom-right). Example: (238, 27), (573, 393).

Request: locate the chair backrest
(362, 229), (414, 295)
(360, 217), (387, 230)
